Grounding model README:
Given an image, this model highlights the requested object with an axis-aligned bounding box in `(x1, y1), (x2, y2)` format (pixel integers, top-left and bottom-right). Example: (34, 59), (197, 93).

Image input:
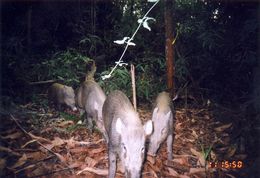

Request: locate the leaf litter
(0, 101), (252, 178)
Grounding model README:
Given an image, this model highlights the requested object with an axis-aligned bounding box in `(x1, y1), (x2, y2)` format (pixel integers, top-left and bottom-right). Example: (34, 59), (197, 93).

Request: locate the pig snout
(126, 168), (141, 178)
(148, 140), (160, 157)
(65, 98), (77, 111)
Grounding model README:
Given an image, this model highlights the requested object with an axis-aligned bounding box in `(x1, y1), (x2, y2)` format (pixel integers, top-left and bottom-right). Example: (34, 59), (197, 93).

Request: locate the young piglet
(148, 91), (174, 161)
(48, 83), (77, 111)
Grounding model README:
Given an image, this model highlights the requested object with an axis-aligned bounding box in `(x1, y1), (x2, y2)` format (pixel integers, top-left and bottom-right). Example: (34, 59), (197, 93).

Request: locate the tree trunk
(164, 0), (175, 95)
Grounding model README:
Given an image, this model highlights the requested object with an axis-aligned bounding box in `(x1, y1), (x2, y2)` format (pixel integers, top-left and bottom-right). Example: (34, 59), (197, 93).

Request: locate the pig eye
(141, 147), (145, 153)
(161, 128), (167, 135)
(121, 144), (126, 152)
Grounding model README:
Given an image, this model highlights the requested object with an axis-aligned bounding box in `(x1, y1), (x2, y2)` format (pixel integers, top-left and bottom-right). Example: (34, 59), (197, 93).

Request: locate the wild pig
(48, 83), (77, 111)
(102, 90), (153, 178)
(148, 92), (174, 161)
(76, 80), (106, 133)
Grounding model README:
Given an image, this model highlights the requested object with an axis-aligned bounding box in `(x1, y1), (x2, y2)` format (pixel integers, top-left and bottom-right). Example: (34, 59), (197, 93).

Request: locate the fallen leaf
(167, 167), (179, 176)
(66, 137), (76, 148)
(69, 162), (82, 169)
(172, 157), (189, 166)
(179, 175), (190, 178)
(26, 152), (45, 160)
(22, 139), (37, 148)
(1, 132), (23, 140)
(226, 173), (236, 178)
(190, 148), (205, 166)
(191, 129), (198, 139)
(42, 143), (54, 150)
(225, 146), (237, 158)
(210, 151), (217, 161)
(77, 167), (108, 176)
(28, 133), (51, 143)
(70, 147), (89, 154)
(11, 154), (27, 169)
(57, 120), (74, 128)
(14, 164), (35, 174)
(175, 123), (183, 131)
(90, 147), (105, 154)
(214, 123), (232, 132)
(0, 158), (6, 170)
(52, 137), (65, 147)
(0, 146), (21, 157)
(146, 155), (156, 165)
(189, 168), (205, 174)
(54, 153), (66, 163)
(29, 165), (47, 177)
(85, 157), (98, 167)
(218, 146), (229, 152)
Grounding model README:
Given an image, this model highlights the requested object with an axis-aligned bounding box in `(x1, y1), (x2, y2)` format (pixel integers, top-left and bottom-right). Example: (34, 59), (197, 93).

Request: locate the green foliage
(201, 144), (213, 162)
(31, 94), (49, 110)
(135, 57), (167, 101)
(2, 0), (257, 105)
(175, 55), (189, 83)
(98, 67), (132, 97)
(60, 112), (78, 121)
(35, 49), (91, 87)
(97, 56), (167, 102)
(174, 0), (257, 101)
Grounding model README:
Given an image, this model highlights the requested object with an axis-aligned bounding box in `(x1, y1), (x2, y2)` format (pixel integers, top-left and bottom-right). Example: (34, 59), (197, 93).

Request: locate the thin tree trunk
(164, 0), (175, 95)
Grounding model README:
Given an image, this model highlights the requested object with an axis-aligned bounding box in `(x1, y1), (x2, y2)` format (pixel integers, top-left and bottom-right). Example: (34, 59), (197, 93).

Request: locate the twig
(27, 167), (73, 178)
(131, 64), (137, 111)
(0, 146), (21, 157)
(29, 80), (56, 85)
(14, 155), (55, 174)
(10, 115), (64, 161)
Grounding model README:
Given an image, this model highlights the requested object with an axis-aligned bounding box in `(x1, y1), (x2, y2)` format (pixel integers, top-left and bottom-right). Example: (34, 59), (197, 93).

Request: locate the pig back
(155, 91), (172, 113)
(48, 83), (65, 103)
(81, 80), (106, 116)
(154, 91), (174, 132)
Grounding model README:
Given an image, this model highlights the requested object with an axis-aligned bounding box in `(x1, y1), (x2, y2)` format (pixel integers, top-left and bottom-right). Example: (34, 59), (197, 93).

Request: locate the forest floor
(0, 98), (257, 178)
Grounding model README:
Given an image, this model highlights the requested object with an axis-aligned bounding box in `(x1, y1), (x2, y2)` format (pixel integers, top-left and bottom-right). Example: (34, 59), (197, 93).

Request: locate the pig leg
(93, 109), (99, 130)
(108, 149), (117, 178)
(57, 103), (62, 111)
(86, 113), (94, 133)
(166, 134), (173, 160)
(117, 159), (125, 174)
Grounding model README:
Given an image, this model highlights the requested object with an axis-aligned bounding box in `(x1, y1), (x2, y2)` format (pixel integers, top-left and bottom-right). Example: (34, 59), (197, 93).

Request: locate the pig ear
(116, 118), (123, 134)
(144, 120), (153, 136)
(94, 101), (98, 111)
(166, 111), (171, 120)
(152, 107), (159, 116)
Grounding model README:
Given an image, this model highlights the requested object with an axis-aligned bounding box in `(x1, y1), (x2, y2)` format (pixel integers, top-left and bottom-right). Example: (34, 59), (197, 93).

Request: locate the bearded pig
(102, 90), (153, 178)
(48, 83), (77, 111)
(76, 80), (106, 133)
(148, 91), (174, 161)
